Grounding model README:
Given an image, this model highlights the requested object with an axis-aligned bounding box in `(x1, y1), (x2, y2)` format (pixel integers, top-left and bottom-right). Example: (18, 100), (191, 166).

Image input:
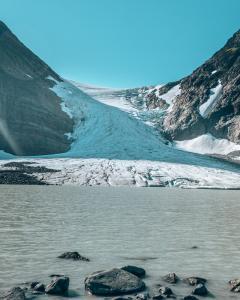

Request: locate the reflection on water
(0, 186), (240, 299)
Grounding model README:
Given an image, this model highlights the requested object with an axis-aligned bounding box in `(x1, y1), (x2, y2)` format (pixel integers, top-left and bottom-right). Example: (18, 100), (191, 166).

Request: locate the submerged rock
(192, 284), (208, 296)
(1, 287), (25, 300)
(184, 277), (206, 286)
(162, 273), (179, 284)
(58, 251), (90, 261)
(121, 266), (146, 278)
(45, 276), (69, 295)
(85, 268), (145, 296)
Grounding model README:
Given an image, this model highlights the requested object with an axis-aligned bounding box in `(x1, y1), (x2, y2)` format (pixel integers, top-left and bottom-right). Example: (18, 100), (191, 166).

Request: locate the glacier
(0, 78), (239, 188)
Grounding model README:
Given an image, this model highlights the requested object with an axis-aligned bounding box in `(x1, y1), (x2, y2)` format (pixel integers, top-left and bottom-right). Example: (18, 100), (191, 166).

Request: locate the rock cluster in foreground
(2, 260), (240, 300)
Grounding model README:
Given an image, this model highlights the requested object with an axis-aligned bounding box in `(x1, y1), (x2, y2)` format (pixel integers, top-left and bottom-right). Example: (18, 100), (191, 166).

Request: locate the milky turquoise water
(0, 186), (240, 299)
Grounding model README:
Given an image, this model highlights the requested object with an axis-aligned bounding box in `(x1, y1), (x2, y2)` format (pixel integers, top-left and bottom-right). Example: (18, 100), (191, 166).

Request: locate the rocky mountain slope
(78, 30), (240, 159)
(0, 21), (73, 155)
(163, 29), (240, 145)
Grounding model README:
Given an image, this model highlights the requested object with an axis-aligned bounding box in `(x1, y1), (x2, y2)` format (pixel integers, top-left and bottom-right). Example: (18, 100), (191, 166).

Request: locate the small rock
(182, 296), (199, 300)
(229, 278), (240, 292)
(191, 246), (198, 249)
(192, 284), (208, 296)
(184, 277), (206, 286)
(121, 266), (146, 278)
(45, 276), (69, 295)
(1, 287), (25, 300)
(58, 251), (89, 261)
(162, 273), (179, 284)
(159, 286), (173, 297)
(85, 268), (145, 296)
(32, 283), (45, 293)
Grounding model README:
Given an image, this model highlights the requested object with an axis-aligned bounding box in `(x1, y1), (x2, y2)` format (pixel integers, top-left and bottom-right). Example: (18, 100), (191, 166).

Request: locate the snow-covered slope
(175, 134), (240, 155)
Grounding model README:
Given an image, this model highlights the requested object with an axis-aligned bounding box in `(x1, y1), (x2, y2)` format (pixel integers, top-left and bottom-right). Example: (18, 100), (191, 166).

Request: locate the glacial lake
(0, 186), (240, 299)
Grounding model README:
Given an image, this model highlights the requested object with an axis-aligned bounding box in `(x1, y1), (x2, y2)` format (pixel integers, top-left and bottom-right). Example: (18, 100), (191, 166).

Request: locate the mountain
(78, 30), (240, 159)
(0, 21), (73, 155)
(163, 30), (240, 144)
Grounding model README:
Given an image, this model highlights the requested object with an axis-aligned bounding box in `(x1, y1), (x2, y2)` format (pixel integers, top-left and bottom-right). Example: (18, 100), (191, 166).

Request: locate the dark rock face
(163, 29), (240, 144)
(84, 268), (145, 296)
(45, 276), (69, 295)
(121, 266), (146, 278)
(58, 251), (90, 261)
(184, 277), (206, 286)
(192, 284), (208, 296)
(1, 287), (25, 300)
(0, 21), (73, 155)
(162, 273), (179, 284)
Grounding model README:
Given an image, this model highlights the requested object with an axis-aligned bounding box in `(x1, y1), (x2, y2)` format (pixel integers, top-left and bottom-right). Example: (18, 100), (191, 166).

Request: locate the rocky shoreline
(1, 252), (239, 300)
(0, 162), (58, 185)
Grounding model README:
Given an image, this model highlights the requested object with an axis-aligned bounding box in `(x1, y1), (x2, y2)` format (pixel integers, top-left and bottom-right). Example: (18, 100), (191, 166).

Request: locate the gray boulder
(1, 287), (25, 300)
(85, 268), (145, 296)
(45, 276), (69, 295)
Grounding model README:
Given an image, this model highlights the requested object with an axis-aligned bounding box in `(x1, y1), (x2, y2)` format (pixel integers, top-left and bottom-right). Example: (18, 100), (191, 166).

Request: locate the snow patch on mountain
(199, 81), (222, 117)
(175, 134), (240, 155)
(158, 84), (181, 112)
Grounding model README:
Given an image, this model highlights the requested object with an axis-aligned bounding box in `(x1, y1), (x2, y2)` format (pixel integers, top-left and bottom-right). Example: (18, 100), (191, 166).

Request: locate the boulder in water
(58, 251), (90, 261)
(162, 273), (179, 284)
(85, 268), (145, 296)
(45, 276), (69, 295)
(229, 278), (240, 292)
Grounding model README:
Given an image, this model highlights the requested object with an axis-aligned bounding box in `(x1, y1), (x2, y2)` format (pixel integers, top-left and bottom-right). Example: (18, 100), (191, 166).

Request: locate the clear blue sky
(1, 0), (240, 88)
